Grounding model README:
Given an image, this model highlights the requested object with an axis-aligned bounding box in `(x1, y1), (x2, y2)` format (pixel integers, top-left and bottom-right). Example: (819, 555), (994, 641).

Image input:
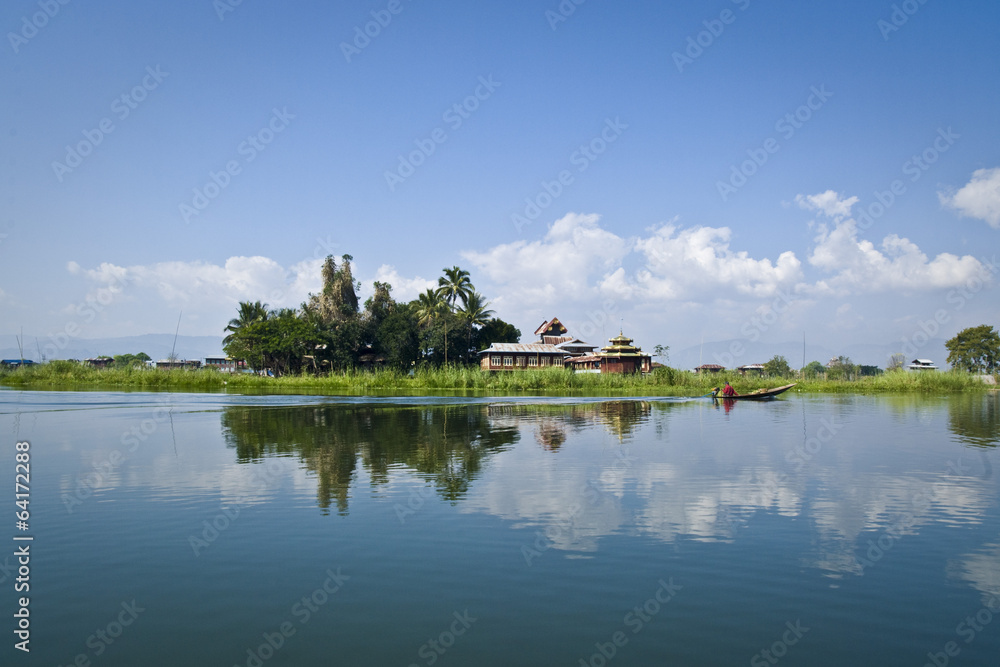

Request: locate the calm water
(1, 389), (998, 666)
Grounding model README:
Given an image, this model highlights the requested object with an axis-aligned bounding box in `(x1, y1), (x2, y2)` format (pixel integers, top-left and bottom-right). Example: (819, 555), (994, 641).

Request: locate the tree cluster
(221, 256), (520, 375)
(946, 325), (1000, 374)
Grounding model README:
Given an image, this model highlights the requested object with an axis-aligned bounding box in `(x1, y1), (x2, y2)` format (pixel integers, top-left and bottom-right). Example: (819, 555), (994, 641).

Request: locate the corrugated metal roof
(479, 343), (567, 354)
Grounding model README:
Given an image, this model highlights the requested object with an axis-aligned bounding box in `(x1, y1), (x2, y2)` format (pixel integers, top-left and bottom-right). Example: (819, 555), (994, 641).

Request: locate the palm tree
(458, 292), (494, 363)
(223, 300), (270, 344)
(414, 288), (448, 362)
(436, 267), (473, 364)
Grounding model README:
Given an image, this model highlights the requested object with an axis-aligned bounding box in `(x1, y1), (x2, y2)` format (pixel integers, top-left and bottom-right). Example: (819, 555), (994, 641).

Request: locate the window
(541, 356), (550, 366)
(517, 356), (526, 367)
(503, 356), (513, 367)
(491, 355), (502, 367)
(528, 357), (538, 367)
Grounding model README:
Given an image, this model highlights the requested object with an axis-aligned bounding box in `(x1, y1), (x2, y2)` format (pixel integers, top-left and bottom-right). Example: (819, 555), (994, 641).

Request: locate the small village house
(204, 357), (245, 373)
(907, 359), (938, 371)
(695, 364), (725, 374)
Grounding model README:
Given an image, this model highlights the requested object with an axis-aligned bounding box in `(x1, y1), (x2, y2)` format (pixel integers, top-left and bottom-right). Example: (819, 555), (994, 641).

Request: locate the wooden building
(534, 317), (597, 357)
(597, 332), (652, 374)
(479, 343), (567, 371)
(155, 359), (202, 370)
(695, 364), (725, 374)
(204, 357), (245, 373)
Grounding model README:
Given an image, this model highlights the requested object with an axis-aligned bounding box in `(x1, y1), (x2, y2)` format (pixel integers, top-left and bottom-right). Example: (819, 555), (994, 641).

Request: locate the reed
(0, 362), (991, 395)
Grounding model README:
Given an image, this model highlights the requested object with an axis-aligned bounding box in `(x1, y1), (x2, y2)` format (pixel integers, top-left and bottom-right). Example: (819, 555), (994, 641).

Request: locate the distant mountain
(0, 334), (225, 363)
(669, 338), (950, 372)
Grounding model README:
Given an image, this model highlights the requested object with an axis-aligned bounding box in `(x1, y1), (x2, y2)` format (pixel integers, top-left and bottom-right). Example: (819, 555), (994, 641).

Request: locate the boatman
(722, 381), (737, 397)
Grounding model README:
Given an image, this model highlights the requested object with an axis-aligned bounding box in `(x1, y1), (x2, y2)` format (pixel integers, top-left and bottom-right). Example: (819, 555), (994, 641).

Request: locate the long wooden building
(478, 343), (568, 371)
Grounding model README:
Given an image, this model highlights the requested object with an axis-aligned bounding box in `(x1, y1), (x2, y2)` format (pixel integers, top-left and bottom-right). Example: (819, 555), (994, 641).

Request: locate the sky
(2, 0), (999, 364)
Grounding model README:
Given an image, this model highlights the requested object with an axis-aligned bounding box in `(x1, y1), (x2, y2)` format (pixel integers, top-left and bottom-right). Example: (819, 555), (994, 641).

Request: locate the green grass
(0, 362), (992, 395)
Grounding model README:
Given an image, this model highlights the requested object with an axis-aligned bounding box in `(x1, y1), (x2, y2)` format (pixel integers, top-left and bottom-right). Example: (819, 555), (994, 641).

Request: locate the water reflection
(221, 404), (520, 514)
(948, 393), (1000, 448)
(219, 396), (999, 581)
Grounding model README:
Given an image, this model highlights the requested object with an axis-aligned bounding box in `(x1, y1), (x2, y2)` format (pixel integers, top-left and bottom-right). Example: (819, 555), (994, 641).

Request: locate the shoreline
(0, 364), (993, 396)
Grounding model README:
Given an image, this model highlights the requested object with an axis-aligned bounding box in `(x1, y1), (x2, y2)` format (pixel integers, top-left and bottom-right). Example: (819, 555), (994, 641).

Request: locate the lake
(1, 389), (998, 666)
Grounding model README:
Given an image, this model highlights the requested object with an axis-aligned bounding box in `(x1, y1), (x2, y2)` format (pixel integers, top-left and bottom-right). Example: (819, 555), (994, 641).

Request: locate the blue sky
(2, 0), (998, 363)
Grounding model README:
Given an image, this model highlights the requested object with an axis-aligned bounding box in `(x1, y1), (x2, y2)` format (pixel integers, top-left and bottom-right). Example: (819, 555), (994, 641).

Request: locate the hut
(695, 364), (725, 374)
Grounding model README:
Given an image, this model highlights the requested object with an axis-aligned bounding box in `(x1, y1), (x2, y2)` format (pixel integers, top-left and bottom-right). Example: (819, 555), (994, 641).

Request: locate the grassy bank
(0, 361), (992, 395)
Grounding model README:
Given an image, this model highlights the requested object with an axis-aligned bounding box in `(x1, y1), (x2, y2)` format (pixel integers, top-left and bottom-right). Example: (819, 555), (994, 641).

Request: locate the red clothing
(722, 384), (737, 397)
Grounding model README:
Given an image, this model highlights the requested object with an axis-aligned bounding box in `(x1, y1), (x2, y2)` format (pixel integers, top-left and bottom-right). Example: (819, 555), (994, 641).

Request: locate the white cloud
(633, 224), (802, 300)
(372, 265), (437, 303)
(940, 167), (1000, 229)
(795, 190), (859, 220)
(461, 213), (630, 309)
(807, 219), (986, 293)
(64, 256), (326, 335)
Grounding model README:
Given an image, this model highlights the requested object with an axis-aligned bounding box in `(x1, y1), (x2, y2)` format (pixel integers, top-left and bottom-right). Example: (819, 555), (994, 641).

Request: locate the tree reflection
(948, 394), (1000, 449)
(220, 400), (662, 515)
(221, 404), (519, 514)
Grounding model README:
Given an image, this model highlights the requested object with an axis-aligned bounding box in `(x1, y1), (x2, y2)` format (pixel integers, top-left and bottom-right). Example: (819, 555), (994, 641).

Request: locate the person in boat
(721, 381), (737, 397)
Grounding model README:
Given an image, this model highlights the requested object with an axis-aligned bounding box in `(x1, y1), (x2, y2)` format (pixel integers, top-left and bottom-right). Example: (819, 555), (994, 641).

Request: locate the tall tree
(305, 255), (360, 325)
(458, 292), (494, 363)
(415, 288), (449, 363)
(437, 266), (473, 309)
(436, 266), (473, 364)
(224, 301), (269, 345)
(946, 325), (1000, 373)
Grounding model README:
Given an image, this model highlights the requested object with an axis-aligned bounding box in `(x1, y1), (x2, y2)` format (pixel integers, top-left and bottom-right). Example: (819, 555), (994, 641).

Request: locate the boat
(710, 383), (797, 401)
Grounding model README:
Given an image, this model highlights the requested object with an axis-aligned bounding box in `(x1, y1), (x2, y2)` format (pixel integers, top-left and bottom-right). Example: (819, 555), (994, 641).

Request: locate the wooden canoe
(711, 383), (797, 401)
